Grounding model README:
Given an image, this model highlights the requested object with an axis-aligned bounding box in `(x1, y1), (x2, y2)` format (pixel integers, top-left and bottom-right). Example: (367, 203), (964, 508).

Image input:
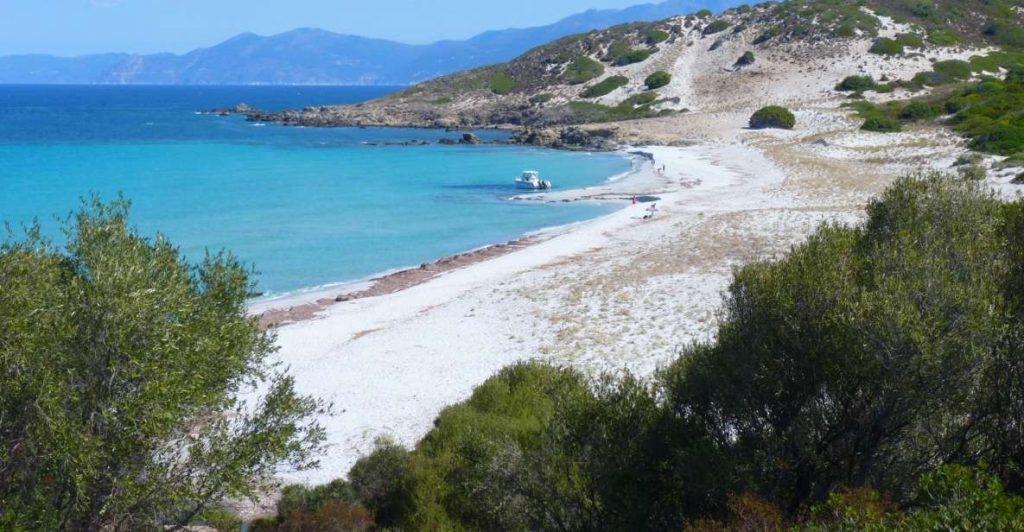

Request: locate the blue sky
(1, 0), (727, 56)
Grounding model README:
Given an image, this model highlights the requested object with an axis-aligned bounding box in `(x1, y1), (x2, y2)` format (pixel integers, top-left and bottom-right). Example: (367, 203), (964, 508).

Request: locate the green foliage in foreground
(563, 56), (605, 85)
(273, 173), (1024, 530)
(581, 75), (629, 98)
(749, 105), (796, 129)
(0, 198), (325, 530)
(645, 71), (672, 90)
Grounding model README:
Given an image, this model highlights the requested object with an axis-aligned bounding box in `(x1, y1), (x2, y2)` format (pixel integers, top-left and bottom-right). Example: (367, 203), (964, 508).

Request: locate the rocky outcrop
(204, 103), (259, 116)
(510, 126), (619, 151)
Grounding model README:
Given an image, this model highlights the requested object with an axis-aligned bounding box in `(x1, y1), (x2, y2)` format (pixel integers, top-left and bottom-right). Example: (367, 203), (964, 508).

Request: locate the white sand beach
(264, 100), (981, 485)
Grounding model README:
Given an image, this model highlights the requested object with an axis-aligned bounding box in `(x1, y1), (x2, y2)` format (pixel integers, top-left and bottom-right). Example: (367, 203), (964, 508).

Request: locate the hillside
(257, 0), (1023, 137)
(0, 0), (736, 85)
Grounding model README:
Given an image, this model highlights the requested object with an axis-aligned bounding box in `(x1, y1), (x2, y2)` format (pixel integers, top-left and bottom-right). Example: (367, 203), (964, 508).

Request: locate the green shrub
(489, 72), (518, 95)
(753, 27), (781, 45)
(349, 438), (412, 528)
(623, 92), (658, 106)
(969, 124), (1024, 155)
(945, 96), (970, 114)
(834, 23), (857, 38)
(896, 32), (925, 48)
(928, 28), (961, 46)
(911, 70), (954, 88)
(735, 51), (756, 67)
(836, 75), (876, 92)
(278, 480), (359, 518)
(899, 101), (943, 120)
(704, 20), (731, 35)
(615, 48), (652, 66)
(910, 0), (938, 19)
(933, 60), (973, 80)
(0, 198), (325, 530)
(665, 173), (1018, 518)
(749, 105), (796, 130)
(985, 21), (1024, 49)
(807, 467), (1024, 529)
(695, 8), (712, 18)
(563, 56), (605, 85)
(582, 75), (628, 98)
(862, 116), (903, 132)
(644, 28), (670, 44)
(644, 71), (672, 90)
(199, 508), (243, 532)
(869, 37), (904, 56)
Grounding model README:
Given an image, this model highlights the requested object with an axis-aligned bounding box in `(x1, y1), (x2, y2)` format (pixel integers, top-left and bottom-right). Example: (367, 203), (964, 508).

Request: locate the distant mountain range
(0, 0), (737, 85)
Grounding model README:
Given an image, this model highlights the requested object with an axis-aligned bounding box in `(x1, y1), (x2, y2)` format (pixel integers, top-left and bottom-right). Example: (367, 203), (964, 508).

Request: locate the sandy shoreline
(251, 149), (657, 327)
(259, 97), (982, 488)
(266, 140), (792, 485)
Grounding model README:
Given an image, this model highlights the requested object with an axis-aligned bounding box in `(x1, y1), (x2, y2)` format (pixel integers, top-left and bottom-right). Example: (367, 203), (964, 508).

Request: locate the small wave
(250, 123), (266, 127)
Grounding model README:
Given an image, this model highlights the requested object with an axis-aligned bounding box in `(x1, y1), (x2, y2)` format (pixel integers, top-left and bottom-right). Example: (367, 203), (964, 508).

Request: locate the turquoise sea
(0, 85), (630, 297)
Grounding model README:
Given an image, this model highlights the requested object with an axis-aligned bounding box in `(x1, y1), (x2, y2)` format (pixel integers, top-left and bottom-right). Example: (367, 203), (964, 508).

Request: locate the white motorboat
(515, 170), (552, 190)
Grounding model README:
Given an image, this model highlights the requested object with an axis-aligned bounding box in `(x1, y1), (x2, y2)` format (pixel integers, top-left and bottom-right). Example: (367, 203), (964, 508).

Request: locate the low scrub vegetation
(836, 75), (877, 92)
(643, 28), (670, 44)
(563, 56), (605, 85)
(862, 115), (903, 132)
(734, 51), (756, 67)
(605, 41), (654, 66)
(267, 174), (1024, 530)
(644, 70), (672, 90)
(567, 96), (672, 123)
(845, 67), (1023, 154)
(895, 32), (925, 48)
(581, 75), (628, 98)
(488, 72), (518, 94)
(703, 19), (731, 35)
(869, 37), (904, 55)
(749, 105), (796, 129)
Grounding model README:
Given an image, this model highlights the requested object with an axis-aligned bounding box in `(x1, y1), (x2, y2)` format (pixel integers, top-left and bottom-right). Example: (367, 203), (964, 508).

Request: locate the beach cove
(261, 89), (977, 487)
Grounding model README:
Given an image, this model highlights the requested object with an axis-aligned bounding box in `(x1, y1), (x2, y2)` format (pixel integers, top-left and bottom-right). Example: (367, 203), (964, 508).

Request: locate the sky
(0, 0), (709, 56)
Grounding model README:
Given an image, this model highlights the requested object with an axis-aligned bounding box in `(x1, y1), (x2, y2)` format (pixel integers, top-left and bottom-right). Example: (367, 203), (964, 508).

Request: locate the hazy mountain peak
(0, 0), (741, 85)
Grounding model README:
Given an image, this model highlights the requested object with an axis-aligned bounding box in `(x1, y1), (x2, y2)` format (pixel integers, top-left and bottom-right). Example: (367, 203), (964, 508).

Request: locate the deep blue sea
(0, 85), (630, 298)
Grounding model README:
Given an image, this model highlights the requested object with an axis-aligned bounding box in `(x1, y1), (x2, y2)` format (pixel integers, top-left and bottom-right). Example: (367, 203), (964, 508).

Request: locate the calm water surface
(0, 85), (631, 296)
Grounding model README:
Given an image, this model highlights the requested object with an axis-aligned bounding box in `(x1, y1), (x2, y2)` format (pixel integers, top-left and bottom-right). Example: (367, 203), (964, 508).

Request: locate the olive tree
(0, 198), (326, 531)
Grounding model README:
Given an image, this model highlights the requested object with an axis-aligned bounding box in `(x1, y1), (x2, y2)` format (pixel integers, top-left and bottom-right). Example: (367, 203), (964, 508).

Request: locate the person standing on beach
(632, 195), (637, 205)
